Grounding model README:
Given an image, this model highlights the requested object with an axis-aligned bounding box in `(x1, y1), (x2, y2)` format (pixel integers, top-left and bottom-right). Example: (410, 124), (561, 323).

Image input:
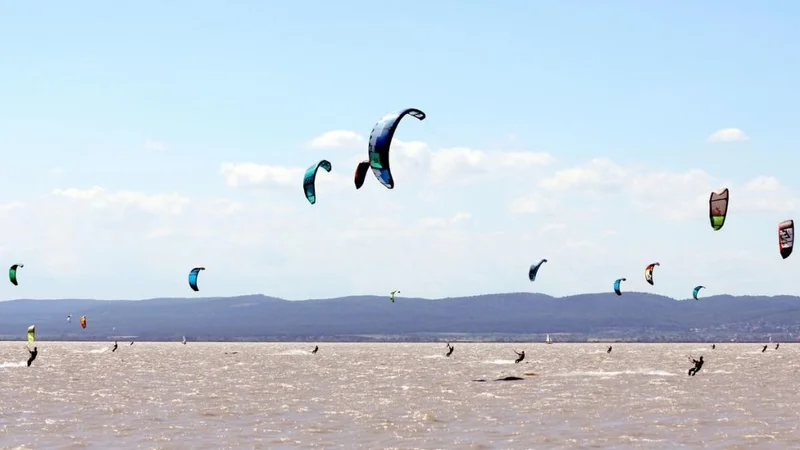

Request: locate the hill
(1, 292), (799, 342)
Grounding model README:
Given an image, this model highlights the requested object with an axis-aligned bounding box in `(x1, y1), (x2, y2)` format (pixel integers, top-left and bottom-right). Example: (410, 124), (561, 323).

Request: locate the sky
(0, 1), (799, 301)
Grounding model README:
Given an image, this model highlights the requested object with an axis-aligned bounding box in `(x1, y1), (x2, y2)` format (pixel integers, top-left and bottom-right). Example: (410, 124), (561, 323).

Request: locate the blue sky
(0, 1), (798, 300)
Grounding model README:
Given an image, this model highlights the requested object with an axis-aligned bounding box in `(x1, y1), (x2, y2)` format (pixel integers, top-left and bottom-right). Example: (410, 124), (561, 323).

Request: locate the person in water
(607, 346), (612, 353)
(514, 350), (525, 364)
(712, 344), (716, 349)
(775, 343), (779, 350)
(112, 341), (118, 352)
(27, 347), (38, 367)
(762, 345), (768, 353)
(688, 356), (704, 376)
(130, 341), (134, 345)
(446, 343), (454, 357)
(311, 345), (318, 354)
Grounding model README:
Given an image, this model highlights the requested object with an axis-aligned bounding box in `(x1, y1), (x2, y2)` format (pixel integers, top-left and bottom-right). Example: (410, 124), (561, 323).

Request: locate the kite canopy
(188, 267), (205, 292)
(367, 108), (426, 189)
(27, 325), (35, 344)
(303, 160), (332, 204)
(9, 264), (23, 286)
(778, 220), (794, 259)
(529, 259), (548, 282)
(354, 160), (370, 189)
(613, 278), (626, 296)
(80, 316), (87, 329)
(709, 188), (729, 231)
(644, 262), (660, 286)
(692, 285), (705, 300)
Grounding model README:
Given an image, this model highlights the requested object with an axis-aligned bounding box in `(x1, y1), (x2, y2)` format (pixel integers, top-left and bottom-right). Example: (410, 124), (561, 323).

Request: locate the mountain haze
(1, 293), (798, 342)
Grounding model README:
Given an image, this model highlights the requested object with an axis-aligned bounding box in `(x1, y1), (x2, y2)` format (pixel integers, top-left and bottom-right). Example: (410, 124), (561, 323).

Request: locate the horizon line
(1, 291), (797, 303)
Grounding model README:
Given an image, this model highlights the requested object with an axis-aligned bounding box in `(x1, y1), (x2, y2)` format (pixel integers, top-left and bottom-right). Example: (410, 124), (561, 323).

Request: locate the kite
(644, 262), (660, 286)
(709, 188), (729, 231)
(529, 259), (548, 282)
(9, 264), (23, 286)
(189, 267), (205, 292)
(80, 316), (87, 329)
(778, 220), (794, 259)
(27, 325), (35, 344)
(692, 285), (705, 300)
(354, 160), (370, 189)
(303, 160), (332, 204)
(613, 278), (626, 296)
(367, 108), (426, 189)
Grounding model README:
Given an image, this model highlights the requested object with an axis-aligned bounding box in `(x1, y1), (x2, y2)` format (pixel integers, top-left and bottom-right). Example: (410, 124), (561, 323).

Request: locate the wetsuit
(607, 346), (612, 353)
(112, 341), (118, 352)
(688, 356), (704, 376)
(514, 351), (525, 364)
(762, 345), (768, 353)
(446, 345), (454, 357)
(311, 346), (318, 354)
(27, 347), (38, 367)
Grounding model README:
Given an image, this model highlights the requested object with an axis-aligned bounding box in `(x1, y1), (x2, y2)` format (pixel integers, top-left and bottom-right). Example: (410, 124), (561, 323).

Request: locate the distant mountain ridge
(1, 292), (798, 342)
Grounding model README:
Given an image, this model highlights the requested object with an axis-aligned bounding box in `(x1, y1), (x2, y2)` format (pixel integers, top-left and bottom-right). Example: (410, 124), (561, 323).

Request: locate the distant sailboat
(545, 334), (553, 344)
(182, 336), (187, 345)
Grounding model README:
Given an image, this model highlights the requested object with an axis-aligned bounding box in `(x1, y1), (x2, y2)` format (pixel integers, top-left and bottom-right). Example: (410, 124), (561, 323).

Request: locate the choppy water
(0, 342), (798, 449)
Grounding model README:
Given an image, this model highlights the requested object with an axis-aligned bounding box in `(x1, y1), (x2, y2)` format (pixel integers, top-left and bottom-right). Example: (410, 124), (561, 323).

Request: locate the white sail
(545, 334), (552, 344)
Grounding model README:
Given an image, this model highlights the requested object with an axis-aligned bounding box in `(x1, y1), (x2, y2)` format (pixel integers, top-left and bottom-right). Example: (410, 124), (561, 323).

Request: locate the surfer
(762, 344), (768, 353)
(688, 356), (704, 376)
(775, 343), (779, 350)
(26, 347), (38, 367)
(607, 346), (612, 353)
(130, 341), (134, 346)
(514, 350), (525, 364)
(112, 341), (118, 352)
(311, 345), (319, 354)
(446, 343), (454, 357)
(712, 344), (715, 349)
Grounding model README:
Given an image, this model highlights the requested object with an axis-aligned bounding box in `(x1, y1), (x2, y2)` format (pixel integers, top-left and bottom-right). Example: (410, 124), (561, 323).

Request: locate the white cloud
(707, 128), (748, 143)
(418, 212), (472, 229)
(220, 162), (304, 188)
(307, 130), (365, 149)
(144, 139), (168, 151)
(539, 158), (628, 192)
(52, 186), (189, 215)
(430, 147), (554, 183)
(298, 130), (554, 187)
(2, 127), (799, 301)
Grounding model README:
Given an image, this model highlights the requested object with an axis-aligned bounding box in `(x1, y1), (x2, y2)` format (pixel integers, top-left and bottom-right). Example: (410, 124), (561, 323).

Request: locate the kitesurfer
(514, 350), (525, 364)
(607, 346), (612, 353)
(26, 347), (38, 367)
(712, 344), (715, 349)
(130, 341), (134, 346)
(446, 343), (454, 357)
(775, 343), (779, 350)
(688, 356), (704, 376)
(762, 345), (768, 353)
(112, 341), (118, 352)
(312, 345), (318, 354)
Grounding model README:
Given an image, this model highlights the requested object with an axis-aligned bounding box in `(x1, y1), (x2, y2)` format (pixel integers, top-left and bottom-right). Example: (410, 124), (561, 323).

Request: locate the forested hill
(0, 292), (798, 342)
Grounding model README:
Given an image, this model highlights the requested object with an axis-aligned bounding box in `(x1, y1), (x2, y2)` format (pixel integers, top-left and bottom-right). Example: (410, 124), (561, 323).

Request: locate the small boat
(545, 333), (553, 344)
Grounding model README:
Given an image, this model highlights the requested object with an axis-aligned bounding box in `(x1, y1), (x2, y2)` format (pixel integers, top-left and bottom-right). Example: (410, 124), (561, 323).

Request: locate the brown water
(0, 342), (797, 449)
